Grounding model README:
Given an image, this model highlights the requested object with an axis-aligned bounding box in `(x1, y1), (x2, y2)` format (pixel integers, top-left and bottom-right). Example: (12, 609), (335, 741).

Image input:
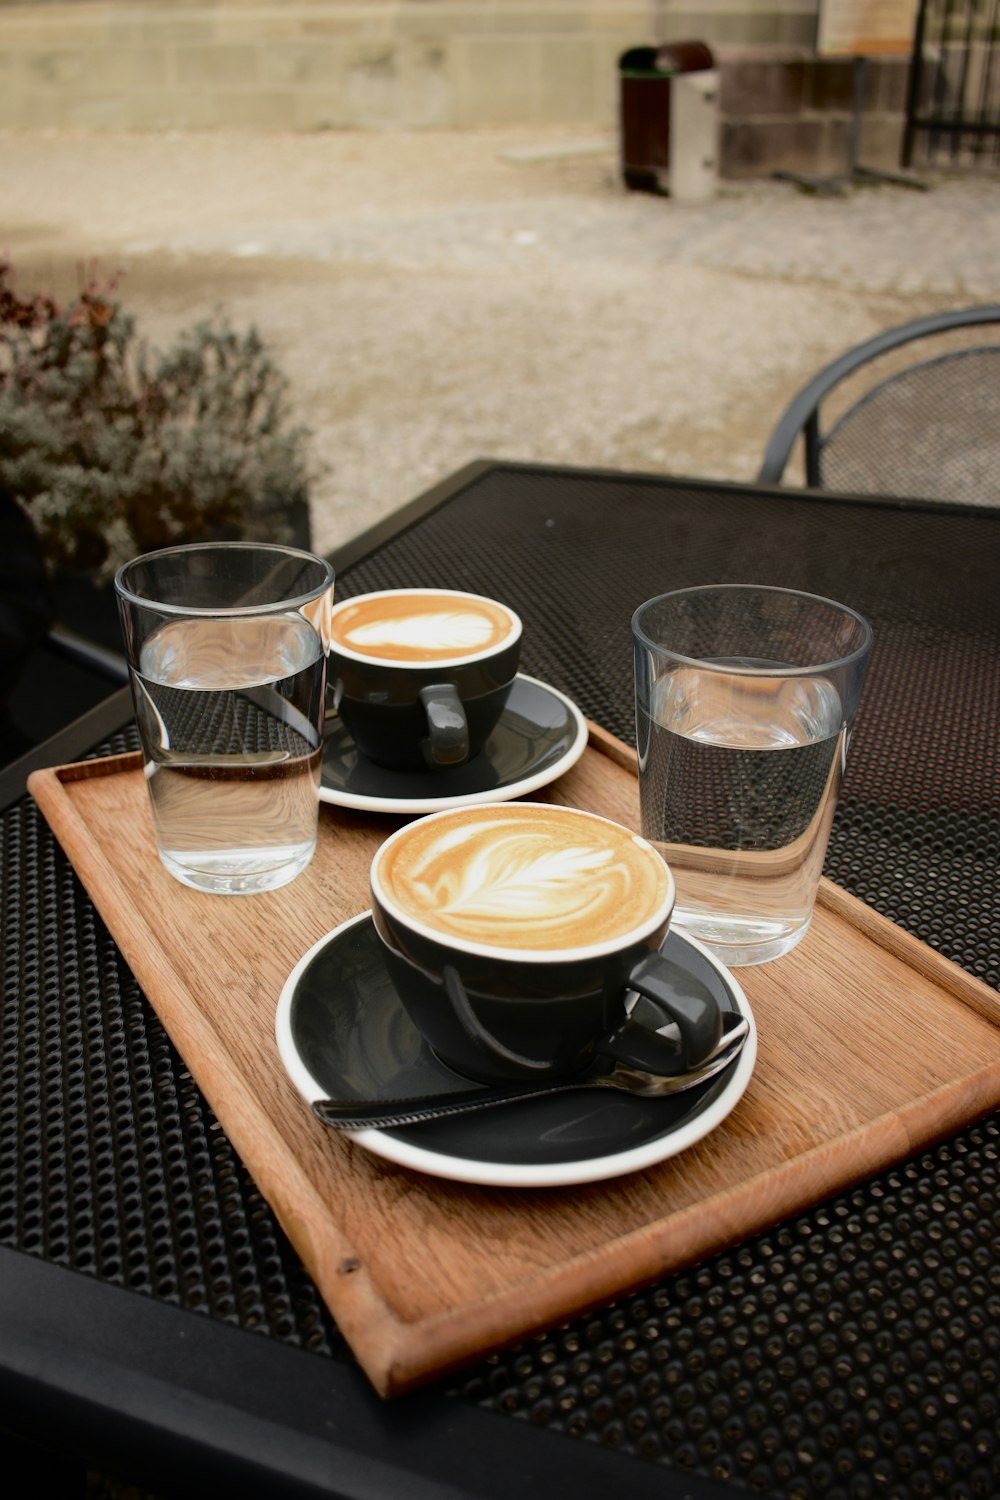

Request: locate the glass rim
(113, 540), (335, 617)
(631, 583), (873, 677)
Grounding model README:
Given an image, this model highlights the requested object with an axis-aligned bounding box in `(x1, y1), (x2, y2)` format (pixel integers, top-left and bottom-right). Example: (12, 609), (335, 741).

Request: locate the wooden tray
(28, 726), (1000, 1399)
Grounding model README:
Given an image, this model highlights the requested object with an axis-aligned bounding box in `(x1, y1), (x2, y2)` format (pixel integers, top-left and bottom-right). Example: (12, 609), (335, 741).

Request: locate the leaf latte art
(375, 805), (671, 951)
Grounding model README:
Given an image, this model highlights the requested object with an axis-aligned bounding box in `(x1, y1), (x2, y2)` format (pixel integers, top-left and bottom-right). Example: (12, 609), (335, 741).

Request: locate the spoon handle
(312, 1079), (583, 1130)
(311, 1021), (747, 1131)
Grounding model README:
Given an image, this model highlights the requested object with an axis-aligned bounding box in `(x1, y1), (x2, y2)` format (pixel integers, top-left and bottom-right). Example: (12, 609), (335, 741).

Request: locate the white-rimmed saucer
(276, 912), (756, 1190)
(319, 673), (588, 814)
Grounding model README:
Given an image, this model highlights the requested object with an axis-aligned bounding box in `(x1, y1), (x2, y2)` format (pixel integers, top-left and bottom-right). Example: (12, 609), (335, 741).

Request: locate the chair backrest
(758, 306), (1000, 505)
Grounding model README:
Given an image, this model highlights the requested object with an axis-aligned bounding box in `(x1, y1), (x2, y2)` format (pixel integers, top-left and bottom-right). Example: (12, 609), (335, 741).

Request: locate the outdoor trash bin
(618, 40), (715, 194)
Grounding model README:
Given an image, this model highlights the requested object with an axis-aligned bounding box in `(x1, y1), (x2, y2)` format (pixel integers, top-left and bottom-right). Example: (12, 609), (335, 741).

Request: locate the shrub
(0, 260), (319, 579)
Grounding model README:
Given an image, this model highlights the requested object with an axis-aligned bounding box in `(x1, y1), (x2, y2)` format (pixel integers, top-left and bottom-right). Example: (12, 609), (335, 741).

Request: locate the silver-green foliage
(0, 264), (318, 578)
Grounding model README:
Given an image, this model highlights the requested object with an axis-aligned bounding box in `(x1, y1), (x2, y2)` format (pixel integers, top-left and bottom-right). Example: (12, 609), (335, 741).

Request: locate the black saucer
(276, 914), (756, 1188)
(319, 673), (588, 813)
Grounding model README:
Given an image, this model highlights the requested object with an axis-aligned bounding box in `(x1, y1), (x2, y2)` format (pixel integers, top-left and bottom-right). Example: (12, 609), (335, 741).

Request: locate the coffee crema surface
(329, 590), (517, 663)
(374, 804), (671, 952)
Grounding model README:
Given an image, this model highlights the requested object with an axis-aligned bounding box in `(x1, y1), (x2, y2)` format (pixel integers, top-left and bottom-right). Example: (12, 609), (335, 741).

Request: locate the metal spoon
(311, 1013), (750, 1131)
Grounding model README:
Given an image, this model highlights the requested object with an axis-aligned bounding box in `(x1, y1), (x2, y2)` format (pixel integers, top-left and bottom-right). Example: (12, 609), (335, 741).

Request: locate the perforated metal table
(2, 461), (998, 1500)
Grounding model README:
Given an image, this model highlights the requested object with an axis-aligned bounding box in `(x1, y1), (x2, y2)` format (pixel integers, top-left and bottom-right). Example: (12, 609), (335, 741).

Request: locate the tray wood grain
(28, 724), (1000, 1398)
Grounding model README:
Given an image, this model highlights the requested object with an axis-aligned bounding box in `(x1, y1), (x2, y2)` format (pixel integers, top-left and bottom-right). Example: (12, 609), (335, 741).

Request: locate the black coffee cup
(328, 588), (522, 772)
(369, 802), (723, 1085)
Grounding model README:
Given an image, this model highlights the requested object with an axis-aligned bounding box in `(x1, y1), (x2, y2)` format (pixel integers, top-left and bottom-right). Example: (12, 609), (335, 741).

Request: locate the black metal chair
(758, 306), (1000, 502)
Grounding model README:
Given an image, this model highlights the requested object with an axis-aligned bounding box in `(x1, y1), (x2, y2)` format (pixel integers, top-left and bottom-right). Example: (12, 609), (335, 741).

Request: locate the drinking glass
(115, 541), (334, 895)
(633, 584), (872, 966)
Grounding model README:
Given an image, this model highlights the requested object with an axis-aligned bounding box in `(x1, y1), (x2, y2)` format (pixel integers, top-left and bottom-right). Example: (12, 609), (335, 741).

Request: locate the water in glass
(638, 659), (845, 965)
(133, 613), (325, 894)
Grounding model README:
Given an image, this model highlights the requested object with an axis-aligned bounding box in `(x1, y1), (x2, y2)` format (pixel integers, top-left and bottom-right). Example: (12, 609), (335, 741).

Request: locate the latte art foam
(375, 804), (671, 952)
(329, 590), (517, 663)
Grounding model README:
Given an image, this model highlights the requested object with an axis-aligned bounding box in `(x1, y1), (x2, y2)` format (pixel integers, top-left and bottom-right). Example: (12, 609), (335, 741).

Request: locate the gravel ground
(3, 126), (999, 554)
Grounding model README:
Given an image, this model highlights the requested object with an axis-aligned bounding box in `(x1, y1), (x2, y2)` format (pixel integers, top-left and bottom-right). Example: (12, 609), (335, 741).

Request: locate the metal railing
(904, 0), (1000, 165)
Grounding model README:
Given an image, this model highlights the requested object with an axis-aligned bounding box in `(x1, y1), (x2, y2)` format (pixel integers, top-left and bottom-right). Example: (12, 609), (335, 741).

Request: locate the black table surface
(2, 461), (998, 1500)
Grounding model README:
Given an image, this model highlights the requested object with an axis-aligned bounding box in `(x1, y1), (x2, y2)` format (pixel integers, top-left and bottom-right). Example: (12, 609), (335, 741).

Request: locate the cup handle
(598, 954), (723, 1074)
(419, 684), (469, 768)
(442, 954), (723, 1081)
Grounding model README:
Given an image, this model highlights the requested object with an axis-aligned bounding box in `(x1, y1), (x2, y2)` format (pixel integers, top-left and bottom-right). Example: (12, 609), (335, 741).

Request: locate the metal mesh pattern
(2, 466), (998, 1498)
(0, 726), (350, 1361)
(458, 1119), (1000, 1498)
(819, 348), (1000, 505)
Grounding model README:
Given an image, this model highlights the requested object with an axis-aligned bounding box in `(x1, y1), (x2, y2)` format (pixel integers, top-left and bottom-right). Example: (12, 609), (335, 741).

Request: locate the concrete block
(778, 11), (818, 48)
(206, 90), (298, 130)
(587, 6), (651, 37)
(721, 11), (784, 47)
(857, 115), (906, 170)
(392, 40), (453, 127)
(121, 90), (207, 132)
(175, 43), (260, 88)
(706, 13), (784, 47)
(655, 14), (708, 44)
(261, 42), (340, 87)
(594, 37), (627, 126)
(64, 93), (139, 130)
(105, 15), (215, 46)
(23, 50), (89, 88)
(720, 116), (824, 176)
(0, 91), (25, 129)
(301, 14), (397, 40)
(720, 58), (805, 115)
(536, 36), (597, 123)
(806, 57), (854, 111)
(163, 90), (251, 130)
(336, 37), (451, 128)
(817, 118), (853, 176)
(451, 37), (537, 126)
(490, 7), (585, 36)
(393, 4), (495, 39)
(1, 15), (105, 48)
(336, 35), (398, 114)
(82, 47), (171, 91)
(292, 90), (355, 132)
(213, 17), (304, 45)
(1, 89), (73, 130)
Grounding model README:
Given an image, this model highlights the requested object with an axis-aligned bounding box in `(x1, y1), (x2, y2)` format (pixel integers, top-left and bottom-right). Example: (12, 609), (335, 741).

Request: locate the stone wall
(0, 1), (912, 176)
(721, 50), (911, 177)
